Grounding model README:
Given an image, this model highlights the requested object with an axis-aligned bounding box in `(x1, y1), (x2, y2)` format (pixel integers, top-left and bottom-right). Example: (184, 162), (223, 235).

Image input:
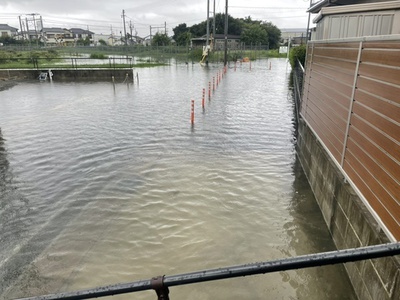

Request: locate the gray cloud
(0, 0), (310, 36)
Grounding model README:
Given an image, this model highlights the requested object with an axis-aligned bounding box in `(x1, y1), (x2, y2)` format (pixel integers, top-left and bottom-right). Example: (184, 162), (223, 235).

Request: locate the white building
(0, 24), (18, 38)
(309, 0), (400, 40)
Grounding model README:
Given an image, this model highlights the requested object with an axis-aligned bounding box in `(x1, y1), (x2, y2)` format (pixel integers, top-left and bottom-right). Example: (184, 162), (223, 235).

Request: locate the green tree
(0, 36), (20, 45)
(76, 36), (91, 46)
(152, 32), (171, 46)
(190, 21), (207, 37)
(176, 32), (192, 46)
(212, 13), (242, 36)
(240, 24), (268, 46)
(98, 39), (107, 46)
(173, 23), (188, 41)
(289, 44), (307, 69)
(261, 22), (281, 49)
(240, 16), (257, 25)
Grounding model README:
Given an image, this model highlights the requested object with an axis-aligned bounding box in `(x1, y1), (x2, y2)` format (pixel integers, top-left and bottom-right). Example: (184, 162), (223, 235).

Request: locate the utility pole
(129, 21), (133, 43)
(18, 16), (25, 40)
(206, 0), (210, 65)
(206, 0), (210, 48)
(122, 10), (127, 45)
(150, 24), (167, 38)
(224, 0), (228, 66)
(213, 0), (216, 39)
(150, 25), (152, 41)
(25, 17), (31, 43)
(306, 0), (313, 41)
(110, 25), (114, 46)
(40, 16), (45, 46)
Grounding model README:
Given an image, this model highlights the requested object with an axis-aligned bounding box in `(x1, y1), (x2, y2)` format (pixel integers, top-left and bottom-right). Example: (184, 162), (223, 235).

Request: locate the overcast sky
(0, 0), (314, 37)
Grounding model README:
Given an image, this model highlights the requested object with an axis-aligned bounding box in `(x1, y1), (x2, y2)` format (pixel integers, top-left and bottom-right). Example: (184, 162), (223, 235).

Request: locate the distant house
(309, 0), (400, 40)
(191, 34), (241, 50)
(93, 34), (111, 45)
(70, 28), (94, 42)
(0, 24), (18, 38)
(143, 37), (152, 46)
(280, 28), (307, 45)
(41, 28), (74, 46)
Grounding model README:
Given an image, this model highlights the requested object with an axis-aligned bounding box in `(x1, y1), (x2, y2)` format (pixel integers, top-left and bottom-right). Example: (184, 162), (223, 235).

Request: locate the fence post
(340, 41), (363, 167)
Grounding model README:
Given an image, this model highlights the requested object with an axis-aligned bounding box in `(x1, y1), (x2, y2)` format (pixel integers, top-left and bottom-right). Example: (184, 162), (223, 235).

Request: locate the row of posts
(191, 65), (228, 125)
(190, 59), (272, 124)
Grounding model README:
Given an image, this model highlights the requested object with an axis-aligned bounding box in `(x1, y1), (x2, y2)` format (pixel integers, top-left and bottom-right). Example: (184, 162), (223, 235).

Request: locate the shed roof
(308, 0), (360, 13)
(42, 27), (68, 34)
(0, 24), (18, 32)
(70, 28), (94, 35)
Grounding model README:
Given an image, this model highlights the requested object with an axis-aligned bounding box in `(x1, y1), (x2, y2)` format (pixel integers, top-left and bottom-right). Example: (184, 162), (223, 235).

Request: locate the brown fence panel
(350, 115), (400, 164)
(301, 38), (400, 240)
(359, 63), (400, 86)
(348, 126), (399, 182)
(308, 84), (349, 121)
(354, 89), (400, 123)
(343, 153), (400, 239)
(304, 107), (343, 162)
(301, 42), (357, 164)
(313, 47), (359, 61)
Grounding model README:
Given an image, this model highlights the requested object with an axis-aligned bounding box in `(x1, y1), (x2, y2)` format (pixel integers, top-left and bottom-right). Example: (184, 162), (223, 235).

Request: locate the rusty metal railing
(18, 242), (400, 300)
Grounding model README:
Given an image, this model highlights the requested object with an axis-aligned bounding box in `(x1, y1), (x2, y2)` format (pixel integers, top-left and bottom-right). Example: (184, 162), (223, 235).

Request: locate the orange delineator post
(191, 100), (195, 124)
(208, 82), (211, 99)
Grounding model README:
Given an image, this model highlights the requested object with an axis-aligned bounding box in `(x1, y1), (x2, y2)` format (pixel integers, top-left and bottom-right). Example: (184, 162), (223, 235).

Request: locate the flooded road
(0, 59), (356, 299)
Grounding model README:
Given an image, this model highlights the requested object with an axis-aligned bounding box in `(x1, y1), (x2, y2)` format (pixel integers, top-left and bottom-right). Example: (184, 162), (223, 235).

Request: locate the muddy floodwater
(0, 59), (356, 299)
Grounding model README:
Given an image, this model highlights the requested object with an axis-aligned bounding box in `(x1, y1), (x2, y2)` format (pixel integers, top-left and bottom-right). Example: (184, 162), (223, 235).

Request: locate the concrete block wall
(296, 118), (400, 300)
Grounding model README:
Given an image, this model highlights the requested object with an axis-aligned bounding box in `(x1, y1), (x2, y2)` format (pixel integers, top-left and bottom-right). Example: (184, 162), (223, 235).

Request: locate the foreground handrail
(19, 242), (400, 300)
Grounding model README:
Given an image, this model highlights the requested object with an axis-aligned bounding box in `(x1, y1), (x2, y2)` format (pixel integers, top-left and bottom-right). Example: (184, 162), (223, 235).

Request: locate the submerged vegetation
(0, 44), (287, 69)
(89, 53), (108, 59)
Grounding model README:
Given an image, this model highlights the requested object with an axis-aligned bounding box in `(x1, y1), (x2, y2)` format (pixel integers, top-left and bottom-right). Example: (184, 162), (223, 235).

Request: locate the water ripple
(0, 59), (355, 299)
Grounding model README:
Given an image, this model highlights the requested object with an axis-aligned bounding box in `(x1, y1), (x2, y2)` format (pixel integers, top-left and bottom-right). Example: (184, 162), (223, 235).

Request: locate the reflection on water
(0, 59), (355, 299)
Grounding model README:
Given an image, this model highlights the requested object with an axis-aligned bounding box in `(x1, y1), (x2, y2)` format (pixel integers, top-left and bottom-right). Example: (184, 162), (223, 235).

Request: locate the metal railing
(18, 242), (400, 300)
(292, 58), (304, 123)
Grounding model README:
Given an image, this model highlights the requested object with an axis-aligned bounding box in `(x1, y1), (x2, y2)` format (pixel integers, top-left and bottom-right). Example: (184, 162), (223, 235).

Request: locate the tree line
(157, 14), (281, 49)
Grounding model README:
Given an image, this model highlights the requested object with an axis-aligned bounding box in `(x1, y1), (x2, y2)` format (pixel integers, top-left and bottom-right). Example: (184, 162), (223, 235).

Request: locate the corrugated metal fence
(301, 37), (400, 240)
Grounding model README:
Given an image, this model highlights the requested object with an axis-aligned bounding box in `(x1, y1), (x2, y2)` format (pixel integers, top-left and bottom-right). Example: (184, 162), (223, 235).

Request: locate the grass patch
(89, 53), (108, 59)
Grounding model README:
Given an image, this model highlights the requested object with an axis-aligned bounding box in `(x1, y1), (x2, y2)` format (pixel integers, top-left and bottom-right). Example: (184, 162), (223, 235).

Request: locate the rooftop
(0, 24), (18, 31)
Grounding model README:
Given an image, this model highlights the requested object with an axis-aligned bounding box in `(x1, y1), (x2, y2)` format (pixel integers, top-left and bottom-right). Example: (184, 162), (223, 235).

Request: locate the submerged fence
(18, 243), (400, 300)
(0, 56), (135, 70)
(0, 44), (275, 69)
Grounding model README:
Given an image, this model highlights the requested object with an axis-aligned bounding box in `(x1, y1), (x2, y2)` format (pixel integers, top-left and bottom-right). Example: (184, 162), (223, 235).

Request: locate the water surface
(0, 59), (356, 299)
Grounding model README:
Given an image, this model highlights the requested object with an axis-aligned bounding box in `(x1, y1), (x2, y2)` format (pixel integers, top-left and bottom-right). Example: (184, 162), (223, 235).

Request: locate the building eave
(313, 0), (400, 23)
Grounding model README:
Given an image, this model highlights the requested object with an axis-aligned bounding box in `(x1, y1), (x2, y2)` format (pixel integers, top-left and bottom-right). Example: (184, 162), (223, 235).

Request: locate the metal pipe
(18, 242), (400, 300)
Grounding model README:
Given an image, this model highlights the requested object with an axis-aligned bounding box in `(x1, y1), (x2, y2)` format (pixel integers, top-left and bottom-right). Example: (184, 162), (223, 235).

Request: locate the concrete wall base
(0, 69), (133, 82)
(296, 118), (400, 300)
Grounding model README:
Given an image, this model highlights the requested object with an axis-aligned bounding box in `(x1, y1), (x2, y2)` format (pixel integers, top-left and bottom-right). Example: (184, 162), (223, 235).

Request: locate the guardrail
(18, 242), (400, 300)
